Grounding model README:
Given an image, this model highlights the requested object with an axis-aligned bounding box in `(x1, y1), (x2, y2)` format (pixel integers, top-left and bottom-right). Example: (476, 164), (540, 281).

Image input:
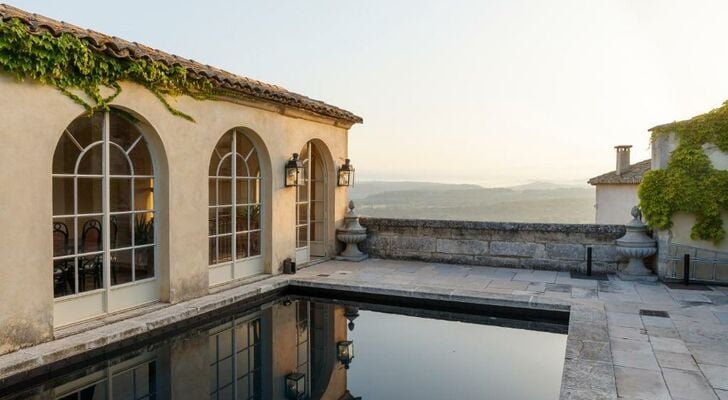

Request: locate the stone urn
(335, 201), (368, 261)
(616, 206), (658, 282)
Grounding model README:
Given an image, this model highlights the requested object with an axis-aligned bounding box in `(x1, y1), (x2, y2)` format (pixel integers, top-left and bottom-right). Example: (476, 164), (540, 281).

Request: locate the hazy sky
(11, 1), (728, 186)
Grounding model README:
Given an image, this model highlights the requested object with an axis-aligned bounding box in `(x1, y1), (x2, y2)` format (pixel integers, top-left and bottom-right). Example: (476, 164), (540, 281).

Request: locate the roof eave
(0, 3), (363, 126)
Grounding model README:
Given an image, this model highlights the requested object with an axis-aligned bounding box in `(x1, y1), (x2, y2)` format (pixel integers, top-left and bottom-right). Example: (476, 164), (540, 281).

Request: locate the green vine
(639, 100), (728, 243)
(0, 17), (212, 121)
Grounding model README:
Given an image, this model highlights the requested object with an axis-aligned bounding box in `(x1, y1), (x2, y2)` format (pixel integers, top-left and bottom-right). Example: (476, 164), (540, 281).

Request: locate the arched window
(295, 141), (328, 263)
(208, 129), (263, 285)
(52, 110), (158, 325)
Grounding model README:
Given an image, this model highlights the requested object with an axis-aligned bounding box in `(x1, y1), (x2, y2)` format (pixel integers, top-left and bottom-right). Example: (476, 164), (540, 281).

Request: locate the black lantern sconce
(285, 153), (304, 187)
(285, 372), (306, 399)
(336, 340), (355, 369)
(337, 159), (355, 187)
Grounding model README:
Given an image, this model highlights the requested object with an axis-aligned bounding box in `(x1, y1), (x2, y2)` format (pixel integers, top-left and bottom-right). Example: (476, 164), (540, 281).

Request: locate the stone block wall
(360, 218), (627, 273)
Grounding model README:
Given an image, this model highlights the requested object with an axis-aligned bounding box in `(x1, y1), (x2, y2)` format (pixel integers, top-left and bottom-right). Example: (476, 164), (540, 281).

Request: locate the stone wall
(360, 218), (627, 273)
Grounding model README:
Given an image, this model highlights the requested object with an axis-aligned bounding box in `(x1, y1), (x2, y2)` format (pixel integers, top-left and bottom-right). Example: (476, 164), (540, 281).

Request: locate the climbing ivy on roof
(639, 100), (728, 243)
(0, 17), (212, 121)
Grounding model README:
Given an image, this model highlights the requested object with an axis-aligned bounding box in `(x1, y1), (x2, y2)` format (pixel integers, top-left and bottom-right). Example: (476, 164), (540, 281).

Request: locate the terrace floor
(1, 258), (727, 399)
(294, 259), (728, 400)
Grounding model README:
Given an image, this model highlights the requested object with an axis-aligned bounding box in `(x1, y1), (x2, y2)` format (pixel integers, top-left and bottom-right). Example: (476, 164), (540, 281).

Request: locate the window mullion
(306, 143), (312, 250)
(232, 324), (238, 399)
(231, 131), (237, 265)
(131, 180), (136, 282)
(73, 175), (79, 294)
(102, 112), (112, 304)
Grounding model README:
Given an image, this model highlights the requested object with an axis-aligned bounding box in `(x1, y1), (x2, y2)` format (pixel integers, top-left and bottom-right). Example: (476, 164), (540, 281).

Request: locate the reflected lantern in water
(337, 340), (355, 369)
(285, 372), (306, 399)
(344, 306), (360, 331)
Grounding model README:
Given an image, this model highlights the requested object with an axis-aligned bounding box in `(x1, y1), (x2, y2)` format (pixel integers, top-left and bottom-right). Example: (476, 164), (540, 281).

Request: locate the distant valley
(349, 181), (596, 224)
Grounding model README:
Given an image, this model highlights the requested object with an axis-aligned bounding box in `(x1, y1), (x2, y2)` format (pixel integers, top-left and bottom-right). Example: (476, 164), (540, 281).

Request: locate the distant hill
(350, 181), (596, 224)
(504, 181), (589, 191)
(348, 181), (481, 200)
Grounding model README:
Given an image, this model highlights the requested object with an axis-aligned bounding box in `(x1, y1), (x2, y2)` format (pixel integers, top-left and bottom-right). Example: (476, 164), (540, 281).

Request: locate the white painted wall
(594, 184), (639, 224)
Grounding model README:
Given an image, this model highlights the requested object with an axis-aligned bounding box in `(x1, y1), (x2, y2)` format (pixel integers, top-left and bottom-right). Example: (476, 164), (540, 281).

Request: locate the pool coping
(1, 266), (619, 399)
(286, 278), (611, 399)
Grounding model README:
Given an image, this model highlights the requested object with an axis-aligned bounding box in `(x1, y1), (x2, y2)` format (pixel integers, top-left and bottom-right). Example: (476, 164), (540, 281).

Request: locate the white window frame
(295, 142), (327, 263)
(208, 129), (264, 285)
(52, 111), (159, 327)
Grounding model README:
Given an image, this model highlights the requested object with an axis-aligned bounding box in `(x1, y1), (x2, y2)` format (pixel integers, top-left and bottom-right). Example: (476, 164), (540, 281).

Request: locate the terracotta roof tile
(588, 159), (651, 185)
(0, 4), (363, 124)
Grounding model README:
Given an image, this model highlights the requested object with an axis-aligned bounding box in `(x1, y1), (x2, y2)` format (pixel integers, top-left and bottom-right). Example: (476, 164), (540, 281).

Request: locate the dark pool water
(0, 296), (566, 400)
(347, 309), (566, 400)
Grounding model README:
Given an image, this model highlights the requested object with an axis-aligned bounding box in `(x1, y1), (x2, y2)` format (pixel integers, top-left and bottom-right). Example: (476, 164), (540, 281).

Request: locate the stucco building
(0, 4), (361, 353)
(588, 145), (651, 224)
(648, 120), (728, 283)
(587, 125), (727, 284)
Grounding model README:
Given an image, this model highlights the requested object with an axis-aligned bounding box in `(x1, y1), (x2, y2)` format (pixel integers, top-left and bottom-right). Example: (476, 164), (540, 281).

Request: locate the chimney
(615, 145), (632, 175)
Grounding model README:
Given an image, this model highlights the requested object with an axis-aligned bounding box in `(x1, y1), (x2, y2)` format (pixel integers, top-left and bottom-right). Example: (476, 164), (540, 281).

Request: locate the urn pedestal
(616, 206), (658, 282)
(335, 201), (368, 262)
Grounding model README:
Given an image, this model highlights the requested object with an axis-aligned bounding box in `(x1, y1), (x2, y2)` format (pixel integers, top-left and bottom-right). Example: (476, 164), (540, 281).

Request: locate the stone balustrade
(360, 217), (627, 273)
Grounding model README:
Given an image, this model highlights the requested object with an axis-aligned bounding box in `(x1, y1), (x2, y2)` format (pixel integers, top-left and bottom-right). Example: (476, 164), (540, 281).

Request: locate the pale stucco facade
(0, 75), (357, 354)
(594, 184), (639, 224)
(588, 146), (650, 225)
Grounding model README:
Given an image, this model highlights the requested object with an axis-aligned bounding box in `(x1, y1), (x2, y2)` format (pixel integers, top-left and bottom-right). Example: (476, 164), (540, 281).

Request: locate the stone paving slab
(1, 258), (727, 400)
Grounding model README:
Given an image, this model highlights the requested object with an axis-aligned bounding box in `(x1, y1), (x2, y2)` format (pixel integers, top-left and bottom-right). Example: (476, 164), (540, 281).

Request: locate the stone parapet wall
(360, 218), (627, 273)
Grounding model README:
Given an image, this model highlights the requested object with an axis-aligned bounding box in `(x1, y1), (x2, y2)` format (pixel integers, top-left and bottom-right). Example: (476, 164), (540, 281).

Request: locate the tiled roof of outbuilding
(0, 4), (363, 124)
(587, 159), (651, 185)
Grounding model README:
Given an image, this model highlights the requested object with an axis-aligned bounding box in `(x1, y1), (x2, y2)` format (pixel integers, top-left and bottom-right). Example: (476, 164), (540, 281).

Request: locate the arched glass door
(52, 110), (159, 327)
(295, 142), (327, 263)
(208, 129), (264, 286)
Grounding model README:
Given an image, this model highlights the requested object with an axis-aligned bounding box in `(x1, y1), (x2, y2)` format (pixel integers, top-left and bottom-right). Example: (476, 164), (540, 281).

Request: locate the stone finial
(631, 205), (642, 221)
(336, 201), (367, 261)
(616, 205), (657, 281)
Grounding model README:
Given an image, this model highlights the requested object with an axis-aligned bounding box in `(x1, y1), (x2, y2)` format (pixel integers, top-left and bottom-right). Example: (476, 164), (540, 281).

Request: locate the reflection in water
(2, 298), (566, 400)
(347, 310), (567, 400)
(53, 356), (157, 400)
(208, 317), (262, 399)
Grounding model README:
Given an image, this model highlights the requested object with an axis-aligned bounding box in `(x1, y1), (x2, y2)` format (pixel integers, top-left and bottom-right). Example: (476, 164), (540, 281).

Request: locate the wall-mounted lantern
(336, 340), (355, 369)
(285, 372), (306, 399)
(337, 158), (355, 187)
(285, 153), (304, 187)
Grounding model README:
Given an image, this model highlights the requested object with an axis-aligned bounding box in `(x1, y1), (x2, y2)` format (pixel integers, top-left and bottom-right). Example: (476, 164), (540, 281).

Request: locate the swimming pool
(0, 293), (567, 400)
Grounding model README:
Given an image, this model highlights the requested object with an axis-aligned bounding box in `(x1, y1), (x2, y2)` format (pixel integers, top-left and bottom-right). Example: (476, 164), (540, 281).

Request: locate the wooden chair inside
(52, 222), (74, 297)
(79, 219), (102, 291)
